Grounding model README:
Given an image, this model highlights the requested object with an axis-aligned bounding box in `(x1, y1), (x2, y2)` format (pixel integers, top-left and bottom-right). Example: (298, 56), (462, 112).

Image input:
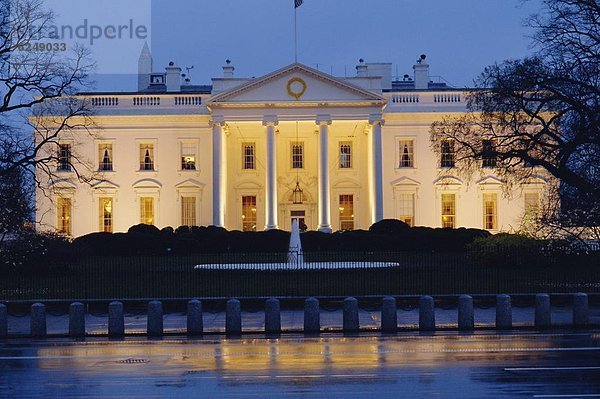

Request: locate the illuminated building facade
(36, 48), (549, 236)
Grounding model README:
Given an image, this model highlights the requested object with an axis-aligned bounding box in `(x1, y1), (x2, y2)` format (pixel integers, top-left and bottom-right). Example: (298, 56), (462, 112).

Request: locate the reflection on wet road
(1, 331), (600, 398)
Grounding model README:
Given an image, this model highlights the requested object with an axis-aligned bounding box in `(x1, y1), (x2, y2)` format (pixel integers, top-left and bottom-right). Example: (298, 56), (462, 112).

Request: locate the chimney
(413, 54), (429, 90)
(366, 62), (392, 90)
(165, 61), (181, 92)
(223, 59), (235, 78)
(356, 58), (367, 77)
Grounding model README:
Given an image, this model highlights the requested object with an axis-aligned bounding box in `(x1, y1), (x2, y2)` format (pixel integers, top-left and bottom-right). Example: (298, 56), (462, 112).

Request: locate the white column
(211, 118), (226, 227)
(317, 116), (332, 233)
(369, 115), (384, 224)
(263, 117), (279, 230)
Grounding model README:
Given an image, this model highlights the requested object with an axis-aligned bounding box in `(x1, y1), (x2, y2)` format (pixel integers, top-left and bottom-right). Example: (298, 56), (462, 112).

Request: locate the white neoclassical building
(36, 47), (549, 236)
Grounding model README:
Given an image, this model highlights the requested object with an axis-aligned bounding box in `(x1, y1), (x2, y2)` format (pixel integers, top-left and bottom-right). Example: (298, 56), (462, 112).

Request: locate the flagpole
(294, 3), (298, 63)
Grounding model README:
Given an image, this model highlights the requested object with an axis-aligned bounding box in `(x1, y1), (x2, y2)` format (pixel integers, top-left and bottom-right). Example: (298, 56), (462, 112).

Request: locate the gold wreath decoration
(287, 77), (307, 100)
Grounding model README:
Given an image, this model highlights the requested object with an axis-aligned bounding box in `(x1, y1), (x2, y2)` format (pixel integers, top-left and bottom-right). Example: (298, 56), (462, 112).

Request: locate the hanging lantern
(292, 181), (303, 204)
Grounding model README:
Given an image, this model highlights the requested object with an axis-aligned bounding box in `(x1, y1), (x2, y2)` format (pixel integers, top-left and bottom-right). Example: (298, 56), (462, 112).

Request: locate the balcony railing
(386, 91), (467, 110)
(85, 94), (205, 111)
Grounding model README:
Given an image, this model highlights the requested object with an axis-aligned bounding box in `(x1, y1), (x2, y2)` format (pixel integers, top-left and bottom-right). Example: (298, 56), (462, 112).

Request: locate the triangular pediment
(476, 175), (505, 186)
(50, 178), (77, 191)
(208, 63), (386, 106)
(92, 180), (120, 190)
(175, 179), (205, 189)
(391, 176), (421, 186)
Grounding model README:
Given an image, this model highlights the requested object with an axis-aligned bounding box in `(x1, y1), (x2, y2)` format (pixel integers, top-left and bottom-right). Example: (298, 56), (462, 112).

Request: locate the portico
(206, 63), (387, 232)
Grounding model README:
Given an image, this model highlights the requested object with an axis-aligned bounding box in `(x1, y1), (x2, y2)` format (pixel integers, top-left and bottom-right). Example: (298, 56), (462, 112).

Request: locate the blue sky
(86, 0), (543, 90)
(150, 0), (541, 87)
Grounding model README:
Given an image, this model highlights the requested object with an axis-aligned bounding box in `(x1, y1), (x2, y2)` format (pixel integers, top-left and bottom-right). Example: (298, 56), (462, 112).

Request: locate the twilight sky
(80, 0), (544, 91)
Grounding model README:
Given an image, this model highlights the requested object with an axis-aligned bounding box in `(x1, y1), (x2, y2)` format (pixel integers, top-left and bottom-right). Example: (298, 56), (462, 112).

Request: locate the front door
(290, 210), (307, 232)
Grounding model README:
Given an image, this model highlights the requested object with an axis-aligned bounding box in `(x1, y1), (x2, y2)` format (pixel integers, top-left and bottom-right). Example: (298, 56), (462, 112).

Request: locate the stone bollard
(381, 296), (398, 333)
(419, 296), (435, 332)
(0, 304), (7, 338)
(108, 301), (125, 338)
(573, 293), (589, 328)
(226, 299), (242, 336)
(265, 298), (281, 335)
(535, 294), (551, 329)
(69, 302), (86, 337)
(496, 294), (513, 330)
(187, 299), (203, 336)
(304, 297), (320, 334)
(147, 301), (163, 337)
(458, 295), (474, 331)
(30, 303), (46, 338)
(343, 297), (359, 333)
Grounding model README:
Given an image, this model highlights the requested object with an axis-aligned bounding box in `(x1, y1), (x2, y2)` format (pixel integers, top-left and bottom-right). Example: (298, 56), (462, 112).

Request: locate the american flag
(295, 0), (303, 8)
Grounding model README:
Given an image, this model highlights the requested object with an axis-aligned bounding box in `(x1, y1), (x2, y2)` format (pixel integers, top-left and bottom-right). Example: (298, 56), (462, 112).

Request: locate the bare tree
(430, 0), (600, 238)
(0, 0), (95, 242)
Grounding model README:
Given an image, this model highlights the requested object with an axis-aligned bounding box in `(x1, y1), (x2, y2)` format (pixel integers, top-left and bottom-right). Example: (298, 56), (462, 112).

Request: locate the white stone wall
(35, 67), (552, 236)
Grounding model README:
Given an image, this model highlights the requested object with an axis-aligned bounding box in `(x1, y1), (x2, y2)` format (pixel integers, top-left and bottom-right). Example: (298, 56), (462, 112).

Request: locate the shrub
(1, 232), (75, 273)
(467, 233), (548, 268)
(128, 224), (161, 235)
(369, 219), (410, 235)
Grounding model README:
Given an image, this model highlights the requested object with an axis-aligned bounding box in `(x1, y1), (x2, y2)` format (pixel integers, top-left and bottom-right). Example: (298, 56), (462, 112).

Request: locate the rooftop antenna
(185, 65), (194, 80)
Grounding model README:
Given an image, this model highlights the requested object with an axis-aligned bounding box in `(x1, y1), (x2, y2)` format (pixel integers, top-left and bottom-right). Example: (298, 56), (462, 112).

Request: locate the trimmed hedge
(72, 219), (492, 256)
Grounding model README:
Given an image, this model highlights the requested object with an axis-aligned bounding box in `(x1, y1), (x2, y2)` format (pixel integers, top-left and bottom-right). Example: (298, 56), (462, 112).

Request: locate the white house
(36, 47), (550, 236)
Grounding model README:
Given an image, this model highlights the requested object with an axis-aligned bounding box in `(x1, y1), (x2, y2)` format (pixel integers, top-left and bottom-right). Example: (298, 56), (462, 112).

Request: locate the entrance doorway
(291, 210), (307, 232)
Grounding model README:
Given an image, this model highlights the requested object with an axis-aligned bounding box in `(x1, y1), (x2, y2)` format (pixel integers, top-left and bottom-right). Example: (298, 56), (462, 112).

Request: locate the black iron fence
(1, 250), (599, 300)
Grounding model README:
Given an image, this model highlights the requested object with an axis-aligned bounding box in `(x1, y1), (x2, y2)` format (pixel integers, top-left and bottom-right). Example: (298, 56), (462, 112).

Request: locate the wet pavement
(1, 331), (600, 398)
(6, 305), (600, 336)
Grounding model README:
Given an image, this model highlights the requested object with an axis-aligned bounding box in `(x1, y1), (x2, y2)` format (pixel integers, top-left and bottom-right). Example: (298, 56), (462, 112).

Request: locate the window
(241, 196), (257, 232)
(150, 74), (164, 84)
(57, 197), (72, 234)
(441, 193), (456, 228)
(139, 144), (154, 171)
(181, 196), (196, 226)
(291, 142), (304, 169)
(397, 193), (415, 227)
(181, 142), (196, 170)
(98, 144), (113, 171)
(483, 193), (498, 230)
(482, 139), (497, 168)
(99, 197), (113, 233)
(440, 140), (455, 168)
(398, 139), (414, 168)
(140, 197), (154, 225)
(524, 192), (540, 217)
(58, 144), (71, 171)
(339, 142), (352, 169)
(339, 194), (354, 230)
(242, 143), (256, 170)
